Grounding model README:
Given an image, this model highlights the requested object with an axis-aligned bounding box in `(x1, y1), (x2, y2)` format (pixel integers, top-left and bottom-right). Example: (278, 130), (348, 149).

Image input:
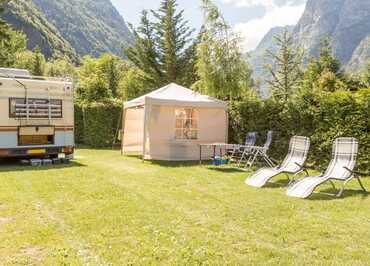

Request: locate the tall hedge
(74, 101), (122, 147)
(229, 88), (370, 170)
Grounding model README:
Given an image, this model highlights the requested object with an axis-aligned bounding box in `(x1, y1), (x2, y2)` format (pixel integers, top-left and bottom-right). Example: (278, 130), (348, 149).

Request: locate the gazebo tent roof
(124, 83), (227, 109)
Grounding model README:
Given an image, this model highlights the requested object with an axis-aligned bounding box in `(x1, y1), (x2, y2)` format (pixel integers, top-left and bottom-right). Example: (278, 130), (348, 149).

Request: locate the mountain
(1, 0), (78, 61)
(32, 0), (133, 57)
(250, 0), (370, 94)
(1, 0), (132, 59)
(293, 0), (370, 67)
(346, 36), (370, 72)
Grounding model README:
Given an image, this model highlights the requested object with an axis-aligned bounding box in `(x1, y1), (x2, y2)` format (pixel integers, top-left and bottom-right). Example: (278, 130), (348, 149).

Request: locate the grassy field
(0, 149), (369, 265)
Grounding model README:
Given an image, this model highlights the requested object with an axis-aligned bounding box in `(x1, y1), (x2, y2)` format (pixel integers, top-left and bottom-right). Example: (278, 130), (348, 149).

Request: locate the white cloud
(221, 0), (275, 8)
(234, 2), (305, 51)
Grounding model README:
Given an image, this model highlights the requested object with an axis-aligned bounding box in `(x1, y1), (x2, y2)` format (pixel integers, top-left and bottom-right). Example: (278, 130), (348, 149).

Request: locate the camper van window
(175, 108), (198, 140)
(9, 98), (62, 119)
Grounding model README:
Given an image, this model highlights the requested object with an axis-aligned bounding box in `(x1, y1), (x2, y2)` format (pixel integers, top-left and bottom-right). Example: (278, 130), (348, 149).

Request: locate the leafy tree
(13, 50), (36, 71)
(125, 0), (196, 88)
(32, 46), (46, 76)
(0, 1), (27, 67)
(45, 58), (76, 78)
(264, 28), (304, 103)
(0, 30), (27, 67)
(12, 47), (46, 76)
(76, 54), (126, 102)
(119, 65), (152, 100)
(193, 0), (254, 101)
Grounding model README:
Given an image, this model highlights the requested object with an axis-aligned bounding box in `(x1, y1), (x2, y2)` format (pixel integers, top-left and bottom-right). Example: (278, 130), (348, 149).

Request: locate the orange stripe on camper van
(55, 126), (74, 131)
(0, 127), (17, 132)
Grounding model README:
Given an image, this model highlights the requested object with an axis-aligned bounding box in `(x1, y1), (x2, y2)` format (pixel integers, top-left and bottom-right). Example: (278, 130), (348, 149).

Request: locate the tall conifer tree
(125, 0), (196, 87)
(265, 29), (304, 103)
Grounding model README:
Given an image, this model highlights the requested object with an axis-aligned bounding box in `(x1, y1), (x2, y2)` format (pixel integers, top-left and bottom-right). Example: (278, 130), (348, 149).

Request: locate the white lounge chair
(245, 136), (310, 188)
(287, 137), (367, 198)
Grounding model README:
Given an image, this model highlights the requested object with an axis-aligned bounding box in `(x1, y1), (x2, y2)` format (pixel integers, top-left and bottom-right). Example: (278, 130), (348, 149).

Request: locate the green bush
(75, 101), (122, 147)
(229, 88), (370, 170)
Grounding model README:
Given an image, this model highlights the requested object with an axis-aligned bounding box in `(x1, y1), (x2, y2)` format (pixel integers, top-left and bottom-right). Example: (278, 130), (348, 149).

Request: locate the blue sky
(111, 0), (307, 51)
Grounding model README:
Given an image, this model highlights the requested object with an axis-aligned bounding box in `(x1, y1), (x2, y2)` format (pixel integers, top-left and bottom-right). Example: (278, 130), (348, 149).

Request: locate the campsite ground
(0, 149), (369, 265)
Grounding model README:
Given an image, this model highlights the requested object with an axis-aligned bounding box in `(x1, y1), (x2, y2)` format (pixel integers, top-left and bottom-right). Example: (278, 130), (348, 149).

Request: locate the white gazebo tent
(122, 83), (228, 160)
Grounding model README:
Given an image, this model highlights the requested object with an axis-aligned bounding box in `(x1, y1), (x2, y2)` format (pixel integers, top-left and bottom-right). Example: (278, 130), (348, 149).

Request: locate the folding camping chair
(236, 132), (258, 166)
(242, 131), (275, 169)
(228, 132), (257, 163)
(286, 137), (367, 198)
(245, 136), (310, 188)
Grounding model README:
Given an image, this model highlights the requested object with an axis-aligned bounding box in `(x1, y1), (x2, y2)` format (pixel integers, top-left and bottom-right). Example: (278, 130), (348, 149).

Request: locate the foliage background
(74, 101), (122, 148)
(229, 88), (370, 170)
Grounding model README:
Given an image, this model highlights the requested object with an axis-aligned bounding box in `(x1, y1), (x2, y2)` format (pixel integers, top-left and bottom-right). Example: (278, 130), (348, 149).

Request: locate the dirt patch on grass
(21, 246), (44, 261)
(0, 217), (14, 226)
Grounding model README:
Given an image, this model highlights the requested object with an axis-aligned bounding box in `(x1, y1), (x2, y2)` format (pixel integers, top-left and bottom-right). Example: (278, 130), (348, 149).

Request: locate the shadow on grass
(308, 188), (370, 201)
(125, 154), (143, 160)
(0, 159), (86, 173)
(147, 160), (203, 168)
(207, 167), (247, 173)
(264, 178), (291, 188)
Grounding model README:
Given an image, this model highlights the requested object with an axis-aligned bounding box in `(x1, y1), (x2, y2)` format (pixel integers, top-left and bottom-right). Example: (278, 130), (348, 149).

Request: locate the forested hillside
(0, 0), (132, 59)
(32, 0), (133, 57)
(1, 0), (77, 61)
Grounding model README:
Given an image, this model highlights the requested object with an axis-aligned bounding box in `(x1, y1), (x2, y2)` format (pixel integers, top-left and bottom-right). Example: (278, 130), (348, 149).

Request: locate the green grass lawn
(0, 149), (369, 265)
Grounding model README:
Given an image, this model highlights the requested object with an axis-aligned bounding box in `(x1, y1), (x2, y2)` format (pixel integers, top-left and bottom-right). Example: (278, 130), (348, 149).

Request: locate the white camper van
(0, 68), (74, 159)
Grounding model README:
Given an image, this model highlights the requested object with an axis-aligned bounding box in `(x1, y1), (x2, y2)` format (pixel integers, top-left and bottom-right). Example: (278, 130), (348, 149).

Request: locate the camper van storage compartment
(18, 126), (55, 146)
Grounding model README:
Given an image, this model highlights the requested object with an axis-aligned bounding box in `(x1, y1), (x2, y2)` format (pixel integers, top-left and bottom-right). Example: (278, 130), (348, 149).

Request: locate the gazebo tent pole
(142, 102), (149, 161)
(225, 110), (229, 143)
(121, 108), (127, 155)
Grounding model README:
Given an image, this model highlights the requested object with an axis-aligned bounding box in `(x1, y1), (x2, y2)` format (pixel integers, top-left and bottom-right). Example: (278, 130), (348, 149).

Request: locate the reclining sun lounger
(286, 137), (367, 198)
(245, 136), (310, 188)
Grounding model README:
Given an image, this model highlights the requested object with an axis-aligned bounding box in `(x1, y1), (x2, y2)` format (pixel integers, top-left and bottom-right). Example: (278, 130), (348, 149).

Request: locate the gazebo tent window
(175, 108), (198, 140)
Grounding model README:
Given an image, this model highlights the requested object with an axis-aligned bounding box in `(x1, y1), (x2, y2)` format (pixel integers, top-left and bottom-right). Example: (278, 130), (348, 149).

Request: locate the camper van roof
(0, 68), (31, 77)
(0, 68), (72, 83)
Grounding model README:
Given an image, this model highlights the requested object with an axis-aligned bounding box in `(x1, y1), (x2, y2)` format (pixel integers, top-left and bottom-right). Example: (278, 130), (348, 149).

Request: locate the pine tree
(152, 0), (194, 84)
(124, 0), (196, 87)
(317, 38), (342, 76)
(302, 38), (346, 92)
(265, 28), (304, 103)
(125, 10), (162, 87)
